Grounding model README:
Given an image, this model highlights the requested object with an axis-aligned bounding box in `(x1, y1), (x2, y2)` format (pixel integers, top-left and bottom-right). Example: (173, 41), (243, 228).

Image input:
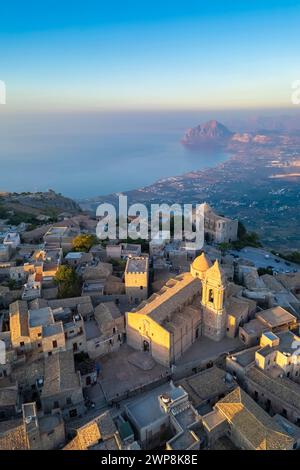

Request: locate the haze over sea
(0, 111), (234, 199)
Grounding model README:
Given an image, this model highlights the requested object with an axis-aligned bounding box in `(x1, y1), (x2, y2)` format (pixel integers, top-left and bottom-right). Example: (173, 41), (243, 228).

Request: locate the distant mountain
(182, 119), (289, 148)
(182, 120), (233, 146)
(225, 114), (300, 133)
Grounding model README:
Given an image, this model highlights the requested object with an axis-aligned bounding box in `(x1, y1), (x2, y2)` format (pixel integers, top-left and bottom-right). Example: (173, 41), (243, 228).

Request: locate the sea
(0, 110), (232, 199)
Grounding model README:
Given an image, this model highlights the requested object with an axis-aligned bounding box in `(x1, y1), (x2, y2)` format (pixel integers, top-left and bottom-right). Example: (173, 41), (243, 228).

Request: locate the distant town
(0, 189), (300, 451)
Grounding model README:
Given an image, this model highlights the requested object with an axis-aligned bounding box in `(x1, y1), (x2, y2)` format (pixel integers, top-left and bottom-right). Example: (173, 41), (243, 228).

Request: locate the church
(126, 253), (254, 367)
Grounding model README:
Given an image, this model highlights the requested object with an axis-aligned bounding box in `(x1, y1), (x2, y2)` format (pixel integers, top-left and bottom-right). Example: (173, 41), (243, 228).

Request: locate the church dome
(191, 253), (212, 278)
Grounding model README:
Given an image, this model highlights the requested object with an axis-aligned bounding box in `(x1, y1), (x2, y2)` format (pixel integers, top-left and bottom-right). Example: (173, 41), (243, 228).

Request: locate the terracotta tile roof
(256, 306), (296, 328)
(133, 273), (201, 326)
(0, 419), (28, 450)
(9, 300), (29, 339)
(41, 350), (80, 397)
(179, 366), (235, 407)
(215, 387), (295, 450)
(63, 411), (118, 450)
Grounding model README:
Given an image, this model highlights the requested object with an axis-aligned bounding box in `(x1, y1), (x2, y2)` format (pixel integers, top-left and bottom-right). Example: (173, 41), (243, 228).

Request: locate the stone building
(125, 256), (149, 305)
(202, 203), (238, 244)
(239, 306), (297, 347)
(89, 302), (125, 357)
(40, 350), (85, 420)
(226, 331), (300, 426)
(126, 255), (253, 367)
(126, 272), (201, 367)
(0, 382), (20, 420)
(179, 366), (236, 413)
(202, 387), (295, 450)
(0, 402), (65, 450)
(125, 382), (201, 450)
(63, 410), (122, 450)
(9, 300), (86, 356)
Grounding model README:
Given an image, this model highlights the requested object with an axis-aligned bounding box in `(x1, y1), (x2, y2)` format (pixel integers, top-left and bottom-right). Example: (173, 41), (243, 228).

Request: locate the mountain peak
(182, 120), (233, 146)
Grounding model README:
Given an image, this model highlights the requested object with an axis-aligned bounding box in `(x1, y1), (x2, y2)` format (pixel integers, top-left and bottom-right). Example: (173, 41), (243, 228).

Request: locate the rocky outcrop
(182, 120), (233, 146)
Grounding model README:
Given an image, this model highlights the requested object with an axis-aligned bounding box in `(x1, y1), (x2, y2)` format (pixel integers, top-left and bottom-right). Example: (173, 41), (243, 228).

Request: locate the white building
(3, 232), (21, 249)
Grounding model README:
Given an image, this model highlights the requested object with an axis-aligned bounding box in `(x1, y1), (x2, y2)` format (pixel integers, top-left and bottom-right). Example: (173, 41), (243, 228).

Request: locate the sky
(0, 0), (300, 111)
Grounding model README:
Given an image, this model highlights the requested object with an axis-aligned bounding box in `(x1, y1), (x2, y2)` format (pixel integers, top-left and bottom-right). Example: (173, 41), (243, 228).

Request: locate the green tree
(219, 242), (231, 255)
(237, 221), (247, 240)
(54, 265), (81, 298)
(72, 234), (98, 252)
(258, 267), (274, 276)
(279, 251), (300, 265)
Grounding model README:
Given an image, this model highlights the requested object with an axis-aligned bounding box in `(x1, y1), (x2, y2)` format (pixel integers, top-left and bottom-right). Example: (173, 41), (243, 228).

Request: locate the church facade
(126, 254), (252, 367)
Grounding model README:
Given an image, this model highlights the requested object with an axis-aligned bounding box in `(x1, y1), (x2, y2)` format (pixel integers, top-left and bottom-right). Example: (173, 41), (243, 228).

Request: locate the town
(0, 201), (300, 451)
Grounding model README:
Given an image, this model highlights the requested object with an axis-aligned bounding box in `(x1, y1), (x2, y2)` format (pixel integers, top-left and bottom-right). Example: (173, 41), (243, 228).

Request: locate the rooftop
(256, 306), (297, 328)
(216, 387), (295, 450)
(132, 273), (201, 326)
(65, 252), (84, 260)
(45, 226), (69, 237)
(41, 350), (80, 397)
(167, 429), (199, 450)
(125, 256), (148, 274)
(229, 346), (260, 367)
(28, 307), (53, 328)
(42, 321), (64, 338)
(126, 382), (185, 429)
(63, 411), (117, 450)
(241, 318), (267, 335)
(179, 366), (235, 407)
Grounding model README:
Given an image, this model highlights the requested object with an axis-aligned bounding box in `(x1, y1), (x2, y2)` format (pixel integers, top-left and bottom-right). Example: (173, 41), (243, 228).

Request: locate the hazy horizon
(0, 108), (300, 199)
(1, 1), (300, 111)
(1, 1), (300, 198)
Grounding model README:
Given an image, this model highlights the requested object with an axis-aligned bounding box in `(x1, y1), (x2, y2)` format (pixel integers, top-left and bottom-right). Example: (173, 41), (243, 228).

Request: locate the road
(229, 247), (300, 274)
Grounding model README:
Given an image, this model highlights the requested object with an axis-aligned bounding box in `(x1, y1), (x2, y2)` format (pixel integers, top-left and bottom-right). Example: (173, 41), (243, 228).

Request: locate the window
(52, 340), (58, 348)
(69, 409), (77, 418)
(20, 341), (24, 347)
(38, 332), (41, 337)
(66, 397), (72, 405)
(53, 401), (59, 408)
(208, 289), (214, 303)
(140, 286), (143, 290)
(282, 408), (288, 418)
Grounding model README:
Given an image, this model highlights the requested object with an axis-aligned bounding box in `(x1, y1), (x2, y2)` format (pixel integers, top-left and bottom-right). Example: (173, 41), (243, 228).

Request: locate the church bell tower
(201, 260), (227, 341)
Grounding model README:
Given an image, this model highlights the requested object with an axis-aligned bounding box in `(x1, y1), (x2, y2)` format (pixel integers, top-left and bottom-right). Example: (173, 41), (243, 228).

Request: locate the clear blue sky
(0, 0), (300, 110)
